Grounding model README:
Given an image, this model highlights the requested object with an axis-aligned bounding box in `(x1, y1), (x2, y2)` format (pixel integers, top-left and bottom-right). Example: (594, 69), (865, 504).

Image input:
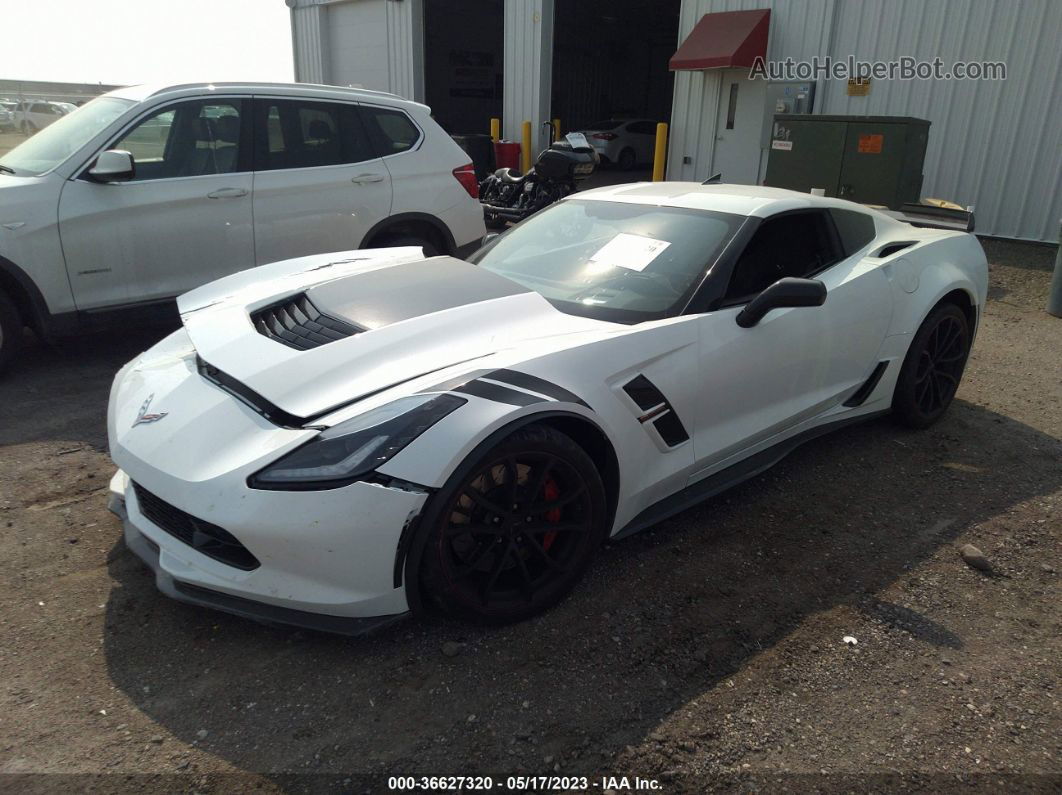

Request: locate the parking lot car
(577, 119), (659, 170)
(106, 183), (987, 634)
(13, 100), (68, 134)
(0, 82), (485, 372)
(0, 102), (17, 132)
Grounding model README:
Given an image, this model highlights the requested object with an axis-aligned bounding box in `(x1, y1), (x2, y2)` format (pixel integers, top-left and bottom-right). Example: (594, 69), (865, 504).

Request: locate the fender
(0, 254), (78, 337)
(361, 211), (457, 254)
(885, 234), (987, 339)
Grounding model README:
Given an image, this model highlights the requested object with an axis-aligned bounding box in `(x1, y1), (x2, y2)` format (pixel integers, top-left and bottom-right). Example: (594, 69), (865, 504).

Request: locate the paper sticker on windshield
(589, 233), (671, 272)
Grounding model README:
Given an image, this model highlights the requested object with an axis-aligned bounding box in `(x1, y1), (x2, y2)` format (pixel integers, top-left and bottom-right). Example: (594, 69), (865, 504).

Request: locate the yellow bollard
(552, 118), (561, 142)
(652, 122), (668, 182)
(490, 117), (500, 142)
(521, 120), (532, 174)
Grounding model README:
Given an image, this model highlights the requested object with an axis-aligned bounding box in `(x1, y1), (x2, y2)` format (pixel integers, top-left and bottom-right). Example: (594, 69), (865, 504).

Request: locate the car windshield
(0, 96), (133, 176)
(585, 120), (624, 130)
(470, 199), (744, 323)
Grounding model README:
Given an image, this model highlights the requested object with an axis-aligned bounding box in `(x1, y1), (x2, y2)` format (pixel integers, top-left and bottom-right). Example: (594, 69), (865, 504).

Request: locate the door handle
(206, 187), (248, 199)
(350, 173), (385, 184)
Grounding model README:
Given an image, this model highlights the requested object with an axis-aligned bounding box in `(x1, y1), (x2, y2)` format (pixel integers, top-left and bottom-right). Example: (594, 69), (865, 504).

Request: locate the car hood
(178, 248), (608, 421)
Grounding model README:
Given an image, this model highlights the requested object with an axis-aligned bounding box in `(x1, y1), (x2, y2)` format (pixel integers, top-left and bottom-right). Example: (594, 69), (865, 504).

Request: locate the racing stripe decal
(452, 380), (547, 407)
(484, 369), (590, 408)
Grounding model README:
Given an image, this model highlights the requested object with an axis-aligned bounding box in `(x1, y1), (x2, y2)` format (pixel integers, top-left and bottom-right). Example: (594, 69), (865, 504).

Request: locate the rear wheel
(419, 425), (607, 623)
(892, 302), (971, 428)
(617, 147), (637, 171)
(0, 290), (24, 375)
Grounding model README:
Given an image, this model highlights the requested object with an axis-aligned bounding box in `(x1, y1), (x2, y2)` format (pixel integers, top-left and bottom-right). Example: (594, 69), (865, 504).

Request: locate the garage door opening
(551, 0), (680, 182)
(423, 0), (503, 136)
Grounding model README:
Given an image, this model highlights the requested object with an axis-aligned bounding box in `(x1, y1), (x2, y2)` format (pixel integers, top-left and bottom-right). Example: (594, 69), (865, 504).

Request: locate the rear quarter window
(829, 208), (877, 256)
(360, 106), (421, 156)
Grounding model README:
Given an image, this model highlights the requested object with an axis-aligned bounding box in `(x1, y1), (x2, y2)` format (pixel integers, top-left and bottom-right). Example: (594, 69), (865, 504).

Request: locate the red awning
(669, 9), (771, 71)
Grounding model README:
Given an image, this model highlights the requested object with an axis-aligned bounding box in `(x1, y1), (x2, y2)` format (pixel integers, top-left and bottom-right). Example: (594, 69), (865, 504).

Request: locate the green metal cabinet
(764, 115), (930, 209)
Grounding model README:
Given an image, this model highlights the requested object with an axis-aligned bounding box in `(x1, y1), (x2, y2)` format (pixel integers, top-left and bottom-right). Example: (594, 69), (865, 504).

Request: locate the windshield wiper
(0, 165), (15, 175)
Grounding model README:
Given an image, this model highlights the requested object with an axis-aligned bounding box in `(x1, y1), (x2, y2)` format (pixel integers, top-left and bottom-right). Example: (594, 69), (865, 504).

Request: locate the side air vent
(623, 375), (666, 411)
(843, 361), (889, 407)
(622, 374), (690, 447)
(873, 241), (916, 258)
(251, 293), (362, 350)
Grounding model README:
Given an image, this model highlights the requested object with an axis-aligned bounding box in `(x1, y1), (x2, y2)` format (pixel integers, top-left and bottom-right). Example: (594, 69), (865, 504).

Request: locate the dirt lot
(0, 239), (1059, 793)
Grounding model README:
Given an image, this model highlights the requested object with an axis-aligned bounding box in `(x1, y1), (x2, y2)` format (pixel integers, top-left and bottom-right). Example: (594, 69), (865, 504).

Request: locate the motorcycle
(480, 123), (599, 227)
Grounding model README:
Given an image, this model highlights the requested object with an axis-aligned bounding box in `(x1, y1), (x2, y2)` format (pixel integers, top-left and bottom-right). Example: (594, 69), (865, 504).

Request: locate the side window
(829, 208), (876, 256)
(253, 99), (374, 170)
(360, 106), (421, 155)
(724, 211), (841, 302)
(112, 100), (244, 181)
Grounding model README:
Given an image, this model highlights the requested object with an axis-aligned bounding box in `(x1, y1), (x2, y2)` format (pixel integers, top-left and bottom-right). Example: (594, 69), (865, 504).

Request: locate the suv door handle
(206, 187), (248, 199)
(350, 173), (385, 184)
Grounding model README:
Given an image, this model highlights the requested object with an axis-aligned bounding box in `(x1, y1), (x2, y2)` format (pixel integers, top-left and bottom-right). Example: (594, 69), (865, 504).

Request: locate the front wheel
(418, 425), (607, 623)
(0, 290), (24, 375)
(892, 302), (971, 428)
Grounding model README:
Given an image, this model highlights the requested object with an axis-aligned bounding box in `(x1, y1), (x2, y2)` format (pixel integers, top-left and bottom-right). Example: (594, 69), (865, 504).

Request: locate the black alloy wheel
(419, 425), (606, 623)
(893, 302), (971, 428)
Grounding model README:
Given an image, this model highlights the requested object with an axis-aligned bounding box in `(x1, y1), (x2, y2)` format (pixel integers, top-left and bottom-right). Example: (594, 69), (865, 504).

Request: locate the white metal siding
(671, 0), (1062, 241)
(291, 4), (328, 84)
(290, 0), (423, 101)
(502, 0), (554, 149)
(326, 1), (391, 92)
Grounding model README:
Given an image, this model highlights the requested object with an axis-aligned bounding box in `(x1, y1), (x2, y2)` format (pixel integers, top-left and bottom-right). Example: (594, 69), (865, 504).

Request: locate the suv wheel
(0, 291), (24, 375)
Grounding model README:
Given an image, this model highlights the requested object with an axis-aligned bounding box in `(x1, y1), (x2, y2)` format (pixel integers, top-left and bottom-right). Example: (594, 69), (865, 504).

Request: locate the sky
(4, 0), (293, 87)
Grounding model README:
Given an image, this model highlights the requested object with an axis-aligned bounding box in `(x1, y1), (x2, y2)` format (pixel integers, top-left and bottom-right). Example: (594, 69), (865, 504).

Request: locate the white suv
(0, 83), (485, 372)
(14, 100), (70, 135)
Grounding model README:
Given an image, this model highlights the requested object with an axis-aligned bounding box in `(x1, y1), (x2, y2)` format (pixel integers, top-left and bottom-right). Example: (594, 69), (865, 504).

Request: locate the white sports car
(107, 183), (987, 633)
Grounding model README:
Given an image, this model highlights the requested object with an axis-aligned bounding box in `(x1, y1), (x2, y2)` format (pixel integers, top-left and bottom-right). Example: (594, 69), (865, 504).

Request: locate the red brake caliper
(542, 477), (561, 551)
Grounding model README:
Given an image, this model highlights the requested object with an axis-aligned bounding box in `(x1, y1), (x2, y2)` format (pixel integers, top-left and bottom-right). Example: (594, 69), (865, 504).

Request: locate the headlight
(249, 394), (465, 490)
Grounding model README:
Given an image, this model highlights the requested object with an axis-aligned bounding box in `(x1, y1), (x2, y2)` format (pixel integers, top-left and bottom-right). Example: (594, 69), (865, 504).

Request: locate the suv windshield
(470, 199), (744, 323)
(0, 96), (133, 176)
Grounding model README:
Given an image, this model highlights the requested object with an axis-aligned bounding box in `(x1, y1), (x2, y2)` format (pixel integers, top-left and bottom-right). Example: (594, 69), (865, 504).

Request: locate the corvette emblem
(132, 394), (168, 427)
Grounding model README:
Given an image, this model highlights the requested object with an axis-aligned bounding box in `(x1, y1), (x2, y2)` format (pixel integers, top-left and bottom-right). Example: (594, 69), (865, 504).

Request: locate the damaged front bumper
(108, 469), (426, 636)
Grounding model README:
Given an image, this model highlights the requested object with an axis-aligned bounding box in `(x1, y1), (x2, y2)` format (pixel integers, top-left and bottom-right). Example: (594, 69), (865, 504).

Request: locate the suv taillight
(592, 132), (618, 140)
(452, 163), (479, 199)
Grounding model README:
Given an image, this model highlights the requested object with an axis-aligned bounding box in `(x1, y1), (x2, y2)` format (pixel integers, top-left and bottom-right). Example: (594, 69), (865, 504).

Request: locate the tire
(418, 424), (608, 624)
(617, 148), (637, 171)
(0, 290), (24, 376)
(892, 302), (971, 429)
(374, 233), (441, 258)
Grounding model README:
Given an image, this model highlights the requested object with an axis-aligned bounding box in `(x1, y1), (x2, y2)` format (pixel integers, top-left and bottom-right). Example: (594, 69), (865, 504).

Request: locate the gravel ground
(0, 238), (1059, 794)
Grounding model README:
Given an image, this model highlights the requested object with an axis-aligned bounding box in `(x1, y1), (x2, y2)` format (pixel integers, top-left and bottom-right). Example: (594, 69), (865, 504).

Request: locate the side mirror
(481, 232), (500, 247)
(88, 150), (135, 183)
(735, 277), (826, 328)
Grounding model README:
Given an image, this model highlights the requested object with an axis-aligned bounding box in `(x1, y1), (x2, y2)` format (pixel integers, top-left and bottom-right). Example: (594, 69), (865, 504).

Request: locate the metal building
(288, 0), (1062, 241)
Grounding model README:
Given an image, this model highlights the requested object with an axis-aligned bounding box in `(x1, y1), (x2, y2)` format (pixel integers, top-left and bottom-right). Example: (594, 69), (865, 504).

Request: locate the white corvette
(107, 183), (987, 633)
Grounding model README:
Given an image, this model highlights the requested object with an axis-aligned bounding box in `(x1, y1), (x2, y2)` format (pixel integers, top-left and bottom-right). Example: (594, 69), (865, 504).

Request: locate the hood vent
(251, 293), (362, 351)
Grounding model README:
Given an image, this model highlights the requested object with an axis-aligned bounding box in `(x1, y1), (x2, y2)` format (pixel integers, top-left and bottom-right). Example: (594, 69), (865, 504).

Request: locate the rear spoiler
(876, 201), (975, 233)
